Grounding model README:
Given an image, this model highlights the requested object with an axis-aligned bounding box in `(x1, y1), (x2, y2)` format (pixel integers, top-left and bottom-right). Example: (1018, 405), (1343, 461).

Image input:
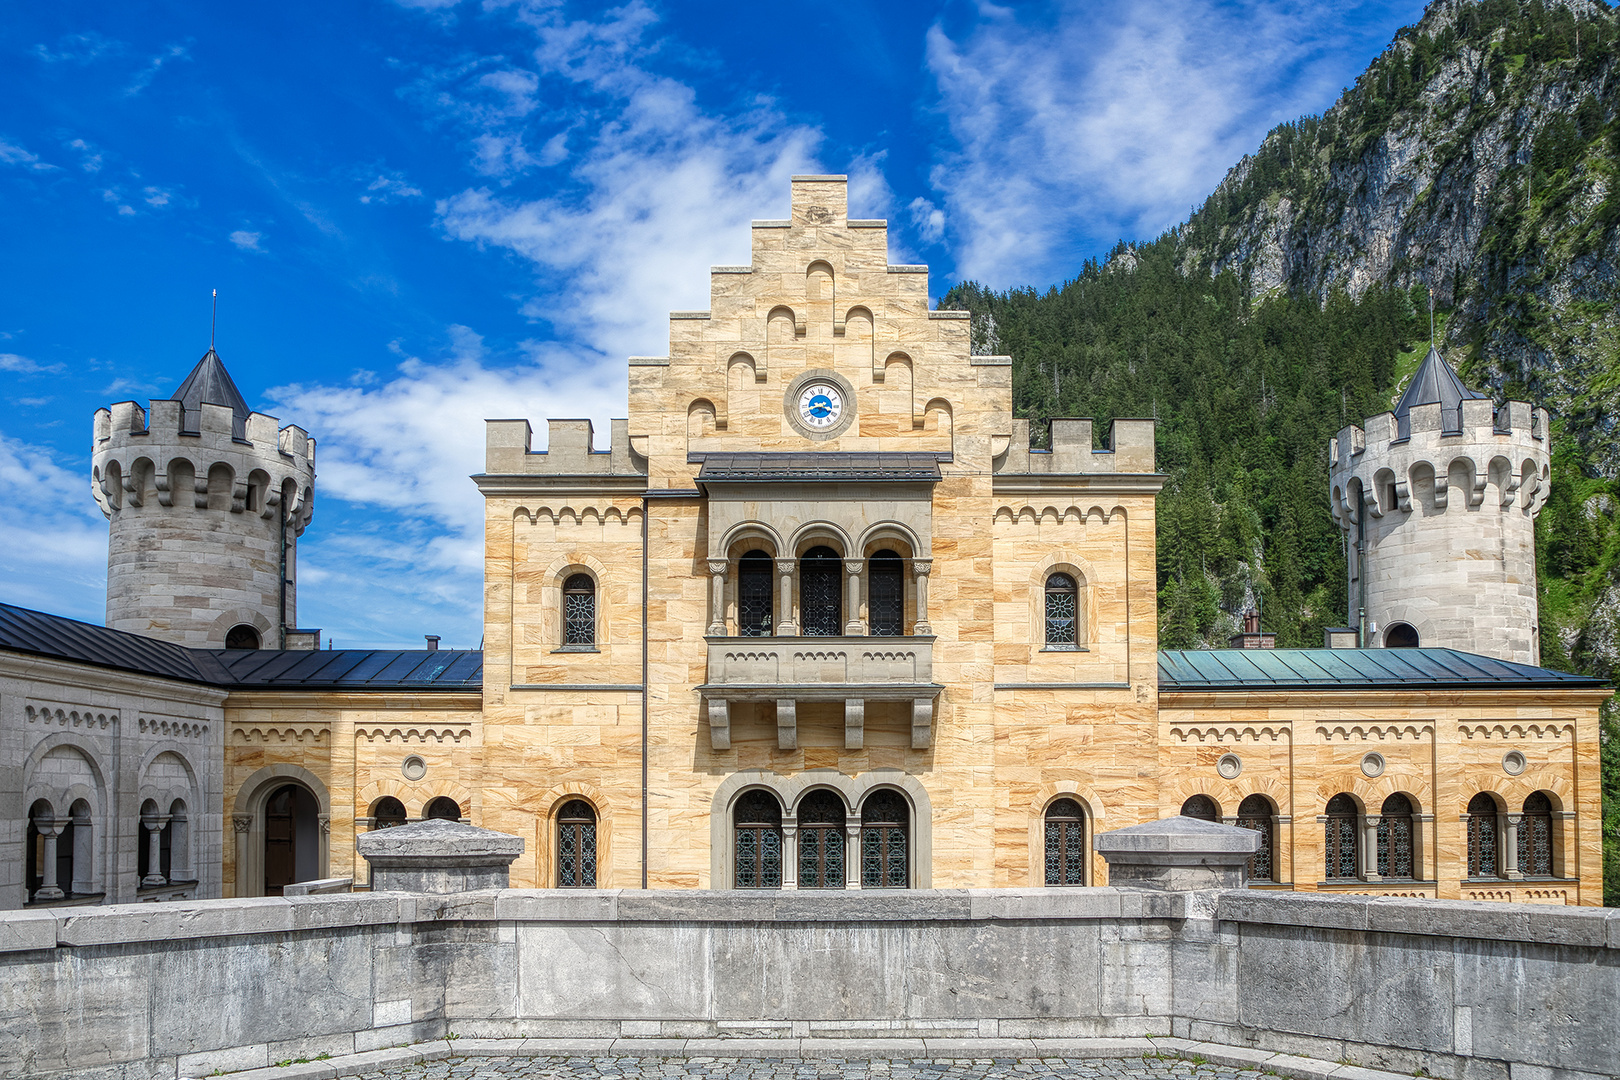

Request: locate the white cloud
(0, 432), (108, 621)
(0, 137), (54, 172)
(0, 353), (64, 375)
(143, 186), (172, 207)
(230, 229), (265, 252)
(32, 32), (123, 64)
(909, 197), (945, 245)
(924, 0), (1412, 285)
(68, 138), (103, 172)
(125, 43), (190, 96)
(360, 171), (424, 204)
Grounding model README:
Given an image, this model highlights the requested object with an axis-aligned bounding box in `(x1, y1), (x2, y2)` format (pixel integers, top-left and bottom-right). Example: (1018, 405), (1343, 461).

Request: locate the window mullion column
(706, 558), (728, 636)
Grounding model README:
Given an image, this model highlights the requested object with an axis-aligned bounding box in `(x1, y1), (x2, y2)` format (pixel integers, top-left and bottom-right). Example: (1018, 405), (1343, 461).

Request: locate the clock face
(797, 382), (843, 428)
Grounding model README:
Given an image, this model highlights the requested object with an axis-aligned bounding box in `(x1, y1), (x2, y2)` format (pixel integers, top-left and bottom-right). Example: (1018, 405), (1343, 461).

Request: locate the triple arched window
(563, 574), (596, 646)
(731, 787), (911, 889)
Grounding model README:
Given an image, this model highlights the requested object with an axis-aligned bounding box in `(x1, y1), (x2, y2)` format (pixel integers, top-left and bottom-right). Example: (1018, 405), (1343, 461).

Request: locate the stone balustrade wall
(1, 888), (1615, 1080)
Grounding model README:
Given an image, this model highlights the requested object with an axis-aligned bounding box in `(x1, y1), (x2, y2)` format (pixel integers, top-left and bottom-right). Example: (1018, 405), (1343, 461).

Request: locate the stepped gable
(172, 348), (253, 434)
(1392, 345), (1486, 422)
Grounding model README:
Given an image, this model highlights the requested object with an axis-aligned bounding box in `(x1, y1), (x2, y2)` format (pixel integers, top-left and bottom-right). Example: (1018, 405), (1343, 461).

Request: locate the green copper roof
(1158, 648), (1608, 691)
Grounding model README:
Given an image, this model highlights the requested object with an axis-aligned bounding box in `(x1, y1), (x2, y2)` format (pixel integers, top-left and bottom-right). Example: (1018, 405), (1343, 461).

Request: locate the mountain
(939, 0), (1620, 902)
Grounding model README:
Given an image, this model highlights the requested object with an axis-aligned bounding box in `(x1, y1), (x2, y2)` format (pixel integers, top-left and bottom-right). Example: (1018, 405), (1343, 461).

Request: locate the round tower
(91, 349), (316, 649)
(1328, 347), (1550, 664)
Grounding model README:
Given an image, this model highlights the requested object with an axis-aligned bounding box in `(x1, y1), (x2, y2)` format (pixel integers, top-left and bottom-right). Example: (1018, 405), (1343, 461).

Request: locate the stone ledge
(1217, 890), (1620, 949)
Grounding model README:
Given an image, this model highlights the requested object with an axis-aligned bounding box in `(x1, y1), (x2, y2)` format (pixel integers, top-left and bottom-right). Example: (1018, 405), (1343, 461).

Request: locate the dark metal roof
(697, 452), (943, 482)
(1158, 648), (1609, 692)
(172, 348), (253, 437)
(0, 602), (482, 691)
(1393, 346), (1486, 436)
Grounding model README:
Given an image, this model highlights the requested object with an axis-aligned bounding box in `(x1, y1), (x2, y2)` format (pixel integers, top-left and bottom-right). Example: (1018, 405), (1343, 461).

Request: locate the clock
(797, 382), (843, 429)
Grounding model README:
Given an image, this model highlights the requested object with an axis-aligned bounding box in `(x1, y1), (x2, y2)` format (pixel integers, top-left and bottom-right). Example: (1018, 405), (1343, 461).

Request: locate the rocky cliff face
(1180, 0), (1620, 471)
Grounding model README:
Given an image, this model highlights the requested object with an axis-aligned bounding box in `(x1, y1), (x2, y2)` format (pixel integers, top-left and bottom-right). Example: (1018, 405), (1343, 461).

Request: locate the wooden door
(264, 786), (296, 896)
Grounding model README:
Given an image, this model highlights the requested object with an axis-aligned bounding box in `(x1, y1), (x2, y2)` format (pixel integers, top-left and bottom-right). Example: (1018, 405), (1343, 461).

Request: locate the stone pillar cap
(1094, 816), (1259, 861)
(356, 818), (524, 865)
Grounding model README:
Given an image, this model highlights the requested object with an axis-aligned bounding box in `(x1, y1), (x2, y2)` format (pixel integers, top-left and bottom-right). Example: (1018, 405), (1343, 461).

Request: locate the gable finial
(210, 288), (217, 351)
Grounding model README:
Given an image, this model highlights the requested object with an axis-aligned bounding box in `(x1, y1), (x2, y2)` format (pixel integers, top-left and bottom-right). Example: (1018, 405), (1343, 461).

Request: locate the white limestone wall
(0, 654), (227, 909)
(0, 888), (1616, 1080)
(1330, 399), (1550, 663)
(92, 398), (315, 648)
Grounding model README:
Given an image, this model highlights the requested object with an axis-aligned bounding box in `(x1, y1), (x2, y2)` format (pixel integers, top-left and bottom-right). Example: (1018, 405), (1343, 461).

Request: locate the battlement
(95, 399), (317, 468)
(996, 418), (1158, 475)
(483, 417), (645, 477)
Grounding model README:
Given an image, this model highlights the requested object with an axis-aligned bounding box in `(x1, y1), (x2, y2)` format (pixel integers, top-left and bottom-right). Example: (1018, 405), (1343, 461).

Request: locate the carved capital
(706, 558), (730, 577)
(232, 814), (252, 834)
(911, 559), (933, 578)
(776, 559), (796, 575)
(844, 560), (865, 575)
(317, 815), (332, 835)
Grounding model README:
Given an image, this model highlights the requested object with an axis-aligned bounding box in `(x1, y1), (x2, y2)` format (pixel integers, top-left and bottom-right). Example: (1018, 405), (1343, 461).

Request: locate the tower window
(738, 551), (773, 636)
(868, 549), (904, 636)
(225, 624), (261, 650)
(1044, 573), (1079, 648)
(563, 574), (596, 646)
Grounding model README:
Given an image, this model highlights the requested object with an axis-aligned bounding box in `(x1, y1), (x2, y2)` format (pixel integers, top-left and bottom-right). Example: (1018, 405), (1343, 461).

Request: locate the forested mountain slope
(939, 0), (1620, 901)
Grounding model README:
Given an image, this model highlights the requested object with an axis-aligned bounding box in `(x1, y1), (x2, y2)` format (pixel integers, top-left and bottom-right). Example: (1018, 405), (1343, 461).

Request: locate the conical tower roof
(171, 349), (252, 433)
(1392, 345), (1486, 420)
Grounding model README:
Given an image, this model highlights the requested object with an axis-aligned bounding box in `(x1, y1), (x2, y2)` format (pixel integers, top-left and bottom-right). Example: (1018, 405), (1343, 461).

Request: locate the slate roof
(697, 452), (943, 482)
(171, 348), (253, 436)
(0, 603), (481, 691)
(1157, 648), (1608, 692)
(1392, 346), (1487, 436)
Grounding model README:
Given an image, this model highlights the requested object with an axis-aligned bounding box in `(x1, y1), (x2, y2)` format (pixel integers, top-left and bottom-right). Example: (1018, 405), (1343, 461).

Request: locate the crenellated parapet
(1328, 399), (1549, 528)
(480, 418), (646, 483)
(994, 418), (1158, 476)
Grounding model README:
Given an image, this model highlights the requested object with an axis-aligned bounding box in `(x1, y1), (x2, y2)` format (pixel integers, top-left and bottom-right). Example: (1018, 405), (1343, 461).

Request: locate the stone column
(232, 814), (253, 898)
(845, 823), (863, 889)
(844, 559), (865, 635)
(1503, 814), (1523, 879)
(142, 815), (171, 886)
(33, 815), (65, 901)
(781, 818), (798, 890)
(775, 559), (797, 635)
(706, 558), (729, 636)
(1362, 815), (1382, 882)
(912, 559), (932, 635)
(1093, 815), (1260, 890)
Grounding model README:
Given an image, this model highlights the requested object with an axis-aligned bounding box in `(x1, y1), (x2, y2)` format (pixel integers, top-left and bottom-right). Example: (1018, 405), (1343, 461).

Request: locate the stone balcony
(699, 636), (941, 751)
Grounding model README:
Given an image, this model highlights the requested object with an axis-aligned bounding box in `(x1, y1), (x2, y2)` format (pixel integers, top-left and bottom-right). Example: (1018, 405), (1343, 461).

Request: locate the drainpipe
(641, 493), (650, 890)
(278, 506), (288, 650)
(1356, 487), (1367, 649)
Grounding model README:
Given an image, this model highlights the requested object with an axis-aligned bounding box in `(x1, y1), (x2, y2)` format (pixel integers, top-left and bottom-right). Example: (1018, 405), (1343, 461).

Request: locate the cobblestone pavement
(353, 1056), (1254, 1080)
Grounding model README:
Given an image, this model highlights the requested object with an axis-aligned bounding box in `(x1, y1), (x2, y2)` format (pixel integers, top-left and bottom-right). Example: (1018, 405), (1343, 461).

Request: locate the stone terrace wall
(0, 889), (1615, 1080)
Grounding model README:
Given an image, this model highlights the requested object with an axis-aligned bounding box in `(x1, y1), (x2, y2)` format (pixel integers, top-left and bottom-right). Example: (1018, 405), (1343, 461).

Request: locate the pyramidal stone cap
(356, 818), (524, 894)
(1093, 816), (1260, 891)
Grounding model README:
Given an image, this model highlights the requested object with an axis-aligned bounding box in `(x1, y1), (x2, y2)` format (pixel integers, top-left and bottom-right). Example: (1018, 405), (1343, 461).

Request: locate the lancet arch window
(796, 789), (847, 889)
(563, 573), (597, 647)
(557, 800), (598, 888)
(1180, 794), (1219, 822)
(1043, 798), (1085, 886)
(738, 550), (774, 636)
(1044, 573), (1079, 648)
(1235, 794), (1275, 882)
(734, 790), (783, 889)
(1376, 794), (1415, 880)
(1466, 793), (1499, 878)
(800, 546), (843, 637)
(1324, 793), (1360, 879)
(860, 789), (909, 889)
(1519, 792), (1554, 877)
(868, 549), (904, 636)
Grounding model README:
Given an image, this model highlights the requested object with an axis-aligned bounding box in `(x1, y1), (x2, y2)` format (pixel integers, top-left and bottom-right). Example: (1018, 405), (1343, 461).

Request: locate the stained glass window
(1377, 793), (1414, 879)
(1236, 794), (1274, 882)
(734, 790), (783, 889)
(860, 789), (908, 889)
(1467, 793), (1499, 878)
(563, 573), (596, 645)
(1044, 798), (1084, 886)
(796, 789), (846, 889)
(557, 800), (597, 888)
(868, 550), (904, 636)
(738, 551), (773, 636)
(1519, 791), (1553, 877)
(800, 547), (842, 637)
(1044, 573), (1078, 648)
(1325, 793), (1359, 879)
(1180, 795), (1219, 821)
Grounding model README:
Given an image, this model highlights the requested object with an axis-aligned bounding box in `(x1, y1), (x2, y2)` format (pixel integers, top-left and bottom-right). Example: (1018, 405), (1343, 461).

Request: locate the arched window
(1044, 573), (1079, 648)
(800, 546), (842, 636)
(796, 789), (847, 889)
(738, 550), (774, 636)
(1236, 794), (1274, 882)
(860, 789), (909, 889)
(868, 549), (904, 636)
(1377, 794), (1415, 880)
(26, 800), (72, 903)
(225, 624), (261, 650)
(1384, 623), (1419, 648)
(1044, 798), (1085, 886)
(425, 796), (462, 821)
(1467, 793), (1499, 878)
(734, 790), (783, 889)
(371, 797), (407, 829)
(557, 800), (597, 888)
(563, 574), (596, 646)
(1325, 793), (1360, 879)
(1180, 794), (1219, 821)
(1519, 792), (1554, 877)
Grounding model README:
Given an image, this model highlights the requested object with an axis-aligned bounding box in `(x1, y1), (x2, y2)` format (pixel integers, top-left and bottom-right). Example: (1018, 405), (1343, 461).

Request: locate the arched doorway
(264, 783), (320, 896)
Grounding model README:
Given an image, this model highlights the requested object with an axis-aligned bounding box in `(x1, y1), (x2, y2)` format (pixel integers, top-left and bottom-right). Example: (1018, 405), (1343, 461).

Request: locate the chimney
(424, 635), (440, 652)
(1228, 611), (1276, 650)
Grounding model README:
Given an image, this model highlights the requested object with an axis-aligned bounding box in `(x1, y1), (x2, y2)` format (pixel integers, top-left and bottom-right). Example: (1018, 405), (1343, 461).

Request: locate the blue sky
(1, 0), (1426, 648)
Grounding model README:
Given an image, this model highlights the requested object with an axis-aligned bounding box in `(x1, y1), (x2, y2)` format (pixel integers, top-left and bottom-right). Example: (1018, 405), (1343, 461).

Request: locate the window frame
(795, 789), (847, 890)
(733, 789), (784, 890)
(1324, 793), (1360, 880)
(1466, 792), (1500, 879)
(556, 799), (598, 888)
(1043, 798), (1086, 887)
(859, 789), (910, 889)
(1376, 793), (1416, 880)
(560, 572), (599, 650)
(1518, 791), (1555, 878)
(1042, 572), (1081, 650)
